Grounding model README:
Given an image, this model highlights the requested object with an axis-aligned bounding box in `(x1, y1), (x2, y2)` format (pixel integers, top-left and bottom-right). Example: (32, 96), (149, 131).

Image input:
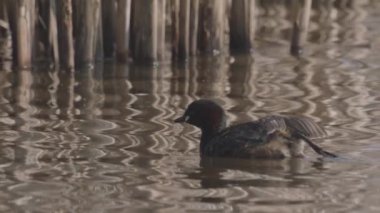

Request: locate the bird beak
(174, 115), (189, 123)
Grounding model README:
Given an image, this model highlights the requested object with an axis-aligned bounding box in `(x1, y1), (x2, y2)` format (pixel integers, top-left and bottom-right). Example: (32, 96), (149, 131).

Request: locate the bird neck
(199, 119), (227, 155)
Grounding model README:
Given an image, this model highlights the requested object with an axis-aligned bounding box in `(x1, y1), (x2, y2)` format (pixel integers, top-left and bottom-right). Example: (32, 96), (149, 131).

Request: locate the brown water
(1, 3), (380, 213)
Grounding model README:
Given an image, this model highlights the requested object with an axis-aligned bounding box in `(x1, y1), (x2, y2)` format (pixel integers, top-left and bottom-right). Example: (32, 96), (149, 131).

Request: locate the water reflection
(194, 157), (320, 188)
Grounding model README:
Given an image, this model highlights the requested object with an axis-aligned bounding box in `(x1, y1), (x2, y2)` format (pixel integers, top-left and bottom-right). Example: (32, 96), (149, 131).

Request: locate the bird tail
(296, 133), (338, 158)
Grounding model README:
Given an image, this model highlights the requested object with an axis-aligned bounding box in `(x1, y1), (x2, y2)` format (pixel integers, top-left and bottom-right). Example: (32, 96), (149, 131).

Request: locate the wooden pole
(131, 0), (166, 63)
(300, 0), (312, 43)
(189, 0), (199, 56)
(36, 0), (59, 64)
(172, 0), (190, 60)
(156, 0), (166, 61)
(14, 0), (36, 68)
(56, 0), (74, 69)
(48, 1), (59, 64)
(131, 0), (155, 62)
(101, 0), (116, 58)
(199, 0), (227, 55)
(73, 0), (101, 67)
(96, 10), (104, 60)
(178, 0), (190, 59)
(290, 0), (312, 57)
(230, 0), (256, 53)
(171, 0), (179, 59)
(0, 1), (12, 61)
(116, 0), (131, 62)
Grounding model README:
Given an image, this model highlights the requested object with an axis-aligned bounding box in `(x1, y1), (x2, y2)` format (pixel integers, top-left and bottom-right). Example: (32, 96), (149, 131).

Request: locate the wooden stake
(37, 0), (59, 64)
(48, 1), (59, 64)
(172, 0), (191, 60)
(73, 0), (101, 67)
(171, 0), (179, 59)
(0, 1), (12, 61)
(156, 0), (166, 61)
(116, 0), (131, 62)
(178, 0), (190, 59)
(131, 0), (166, 63)
(15, 0), (35, 68)
(290, 0), (312, 57)
(198, 0), (227, 55)
(189, 0), (199, 56)
(57, 0), (74, 69)
(102, 0), (116, 58)
(230, 0), (256, 53)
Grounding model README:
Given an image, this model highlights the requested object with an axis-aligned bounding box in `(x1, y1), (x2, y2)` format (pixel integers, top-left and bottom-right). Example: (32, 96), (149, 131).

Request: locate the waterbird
(175, 99), (337, 159)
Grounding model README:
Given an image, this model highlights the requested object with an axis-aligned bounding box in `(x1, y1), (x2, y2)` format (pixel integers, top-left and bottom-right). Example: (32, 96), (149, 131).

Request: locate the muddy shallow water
(1, 2), (380, 213)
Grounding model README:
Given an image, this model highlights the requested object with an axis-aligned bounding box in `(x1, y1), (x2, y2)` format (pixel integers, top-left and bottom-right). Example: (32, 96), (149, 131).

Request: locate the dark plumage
(175, 99), (337, 159)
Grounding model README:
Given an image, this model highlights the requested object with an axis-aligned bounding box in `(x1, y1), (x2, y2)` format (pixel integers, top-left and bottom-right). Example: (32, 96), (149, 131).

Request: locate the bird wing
(218, 122), (266, 142)
(259, 115), (338, 158)
(204, 122), (271, 157)
(259, 115), (327, 138)
(285, 115), (327, 138)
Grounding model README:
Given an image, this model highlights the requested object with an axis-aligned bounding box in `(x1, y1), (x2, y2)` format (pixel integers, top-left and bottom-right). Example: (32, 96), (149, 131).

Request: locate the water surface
(1, 2), (380, 213)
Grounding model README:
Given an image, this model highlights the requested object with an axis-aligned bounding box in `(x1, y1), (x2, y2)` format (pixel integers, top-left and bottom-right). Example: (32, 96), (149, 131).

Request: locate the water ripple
(1, 2), (380, 212)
